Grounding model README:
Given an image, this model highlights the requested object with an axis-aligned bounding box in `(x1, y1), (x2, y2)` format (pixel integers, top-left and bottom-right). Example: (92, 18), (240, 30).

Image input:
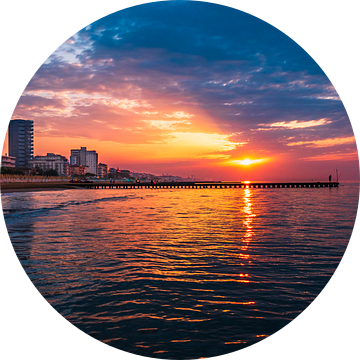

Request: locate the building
(85, 150), (98, 175)
(108, 167), (119, 179)
(70, 147), (98, 175)
(70, 147), (86, 167)
(8, 119), (34, 168)
(108, 168), (131, 179)
(158, 174), (183, 182)
(108, 167), (117, 178)
(97, 163), (108, 178)
(1, 154), (16, 168)
(29, 153), (69, 176)
(69, 165), (88, 176)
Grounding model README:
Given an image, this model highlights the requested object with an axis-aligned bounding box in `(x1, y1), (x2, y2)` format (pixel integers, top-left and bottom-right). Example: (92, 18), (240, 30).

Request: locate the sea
(2, 182), (359, 359)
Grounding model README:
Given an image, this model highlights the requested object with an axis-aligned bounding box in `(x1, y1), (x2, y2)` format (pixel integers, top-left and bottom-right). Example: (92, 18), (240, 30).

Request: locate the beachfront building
(108, 167), (119, 178)
(86, 150), (98, 175)
(158, 174), (183, 182)
(131, 171), (158, 182)
(29, 153), (69, 176)
(8, 119), (34, 168)
(69, 165), (88, 176)
(97, 163), (108, 178)
(1, 154), (16, 168)
(108, 168), (133, 180)
(70, 147), (98, 175)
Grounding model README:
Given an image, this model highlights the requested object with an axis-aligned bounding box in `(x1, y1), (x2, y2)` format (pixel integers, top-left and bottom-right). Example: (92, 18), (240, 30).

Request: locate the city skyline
(2, 1), (359, 181)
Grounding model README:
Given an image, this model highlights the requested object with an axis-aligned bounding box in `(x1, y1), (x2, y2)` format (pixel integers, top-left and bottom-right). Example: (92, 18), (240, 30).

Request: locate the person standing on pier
(329, 175), (332, 182)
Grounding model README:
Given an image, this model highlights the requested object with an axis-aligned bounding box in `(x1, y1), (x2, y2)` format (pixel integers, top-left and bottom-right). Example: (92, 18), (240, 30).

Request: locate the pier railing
(75, 181), (340, 190)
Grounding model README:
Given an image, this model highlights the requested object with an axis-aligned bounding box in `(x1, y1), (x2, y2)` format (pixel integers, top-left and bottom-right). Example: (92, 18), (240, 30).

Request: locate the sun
(241, 159), (253, 166)
(225, 158), (268, 167)
(231, 158), (265, 166)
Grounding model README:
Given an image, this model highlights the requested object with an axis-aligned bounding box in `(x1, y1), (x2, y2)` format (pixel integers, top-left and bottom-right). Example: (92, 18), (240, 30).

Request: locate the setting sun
(231, 159), (265, 166)
(241, 159), (253, 166)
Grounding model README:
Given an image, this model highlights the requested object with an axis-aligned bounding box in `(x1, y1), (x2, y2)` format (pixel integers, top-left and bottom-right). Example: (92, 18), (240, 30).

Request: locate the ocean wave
(3, 194), (137, 220)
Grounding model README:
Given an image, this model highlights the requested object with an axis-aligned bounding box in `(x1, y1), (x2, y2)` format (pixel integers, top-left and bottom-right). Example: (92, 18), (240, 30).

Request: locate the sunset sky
(3, 1), (359, 180)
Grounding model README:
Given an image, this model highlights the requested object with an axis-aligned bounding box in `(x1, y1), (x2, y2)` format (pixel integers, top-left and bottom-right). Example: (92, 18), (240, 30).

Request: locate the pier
(78, 181), (339, 190)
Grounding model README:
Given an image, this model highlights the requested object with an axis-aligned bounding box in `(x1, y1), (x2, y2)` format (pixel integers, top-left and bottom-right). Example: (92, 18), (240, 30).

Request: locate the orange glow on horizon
(230, 158), (266, 166)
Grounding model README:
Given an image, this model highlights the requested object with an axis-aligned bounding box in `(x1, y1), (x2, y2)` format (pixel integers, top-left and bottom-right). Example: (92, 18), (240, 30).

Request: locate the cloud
(170, 132), (242, 154)
(300, 151), (358, 161)
(259, 118), (332, 129)
(197, 154), (231, 160)
(287, 136), (355, 148)
(13, 94), (67, 113)
(164, 111), (194, 119)
(141, 119), (191, 130)
(7, 1), (356, 175)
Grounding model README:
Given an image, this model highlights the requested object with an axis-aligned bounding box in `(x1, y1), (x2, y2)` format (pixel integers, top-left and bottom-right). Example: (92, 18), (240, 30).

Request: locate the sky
(3, 1), (359, 180)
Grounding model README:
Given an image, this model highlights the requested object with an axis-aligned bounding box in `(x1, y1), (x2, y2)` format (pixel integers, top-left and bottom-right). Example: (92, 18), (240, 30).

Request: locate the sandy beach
(0, 182), (81, 193)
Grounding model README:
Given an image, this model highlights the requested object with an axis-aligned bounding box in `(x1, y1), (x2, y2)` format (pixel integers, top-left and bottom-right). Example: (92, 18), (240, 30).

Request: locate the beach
(0, 181), (80, 193)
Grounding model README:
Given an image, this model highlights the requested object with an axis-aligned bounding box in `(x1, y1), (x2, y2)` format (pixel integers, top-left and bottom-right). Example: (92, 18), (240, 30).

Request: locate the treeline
(33, 167), (59, 176)
(1, 166), (59, 176)
(1, 167), (25, 175)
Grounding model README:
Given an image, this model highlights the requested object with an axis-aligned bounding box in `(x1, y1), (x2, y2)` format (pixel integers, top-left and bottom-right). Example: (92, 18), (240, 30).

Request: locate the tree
(0, 167), (25, 175)
(44, 169), (59, 176)
(32, 166), (44, 176)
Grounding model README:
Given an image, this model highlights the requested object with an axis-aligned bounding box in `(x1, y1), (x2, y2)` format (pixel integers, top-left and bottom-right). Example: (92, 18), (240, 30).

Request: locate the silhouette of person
(329, 175), (332, 182)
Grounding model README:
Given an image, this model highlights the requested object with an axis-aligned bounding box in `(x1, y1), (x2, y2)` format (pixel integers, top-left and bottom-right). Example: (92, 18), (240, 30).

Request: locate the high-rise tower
(8, 119), (34, 168)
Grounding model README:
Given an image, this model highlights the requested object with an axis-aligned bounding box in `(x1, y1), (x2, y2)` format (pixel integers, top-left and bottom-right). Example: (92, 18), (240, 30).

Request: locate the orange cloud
(287, 136), (356, 148)
(258, 118), (331, 130)
(300, 151), (358, 161)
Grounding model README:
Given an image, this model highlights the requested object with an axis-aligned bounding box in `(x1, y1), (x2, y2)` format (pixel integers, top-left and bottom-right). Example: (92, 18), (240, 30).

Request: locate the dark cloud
(81, 2), (324, 74)
(15, 94), (67, 110)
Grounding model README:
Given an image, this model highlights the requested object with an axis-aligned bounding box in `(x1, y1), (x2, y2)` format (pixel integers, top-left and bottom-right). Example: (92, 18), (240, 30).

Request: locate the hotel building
(70, 147), (98, 175)
(8, 119), (34, 168)
(29, 153), (69, 176)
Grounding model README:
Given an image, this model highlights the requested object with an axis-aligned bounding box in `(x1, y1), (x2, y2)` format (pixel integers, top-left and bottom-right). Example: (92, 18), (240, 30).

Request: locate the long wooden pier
(77, 181), (339, 190)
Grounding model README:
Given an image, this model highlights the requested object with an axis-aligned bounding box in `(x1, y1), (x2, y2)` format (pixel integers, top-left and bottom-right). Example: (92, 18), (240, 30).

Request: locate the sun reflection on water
(238, 188), (256, 281)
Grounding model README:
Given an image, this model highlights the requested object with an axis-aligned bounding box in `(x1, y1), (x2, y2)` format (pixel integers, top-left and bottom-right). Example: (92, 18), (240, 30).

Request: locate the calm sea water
(2, 183), (359, 359)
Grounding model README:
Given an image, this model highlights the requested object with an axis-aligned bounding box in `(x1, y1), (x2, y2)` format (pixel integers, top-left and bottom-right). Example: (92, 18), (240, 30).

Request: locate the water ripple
(2, 184), (358, 359)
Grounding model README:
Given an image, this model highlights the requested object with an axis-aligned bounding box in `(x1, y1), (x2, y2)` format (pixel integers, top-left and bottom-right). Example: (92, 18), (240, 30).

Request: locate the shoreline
(1, 187), (77, 194)
(1, 182), (81, 194)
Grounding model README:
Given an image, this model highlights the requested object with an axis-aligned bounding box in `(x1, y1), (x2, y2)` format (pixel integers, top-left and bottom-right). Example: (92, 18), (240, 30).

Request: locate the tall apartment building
(70, 147), (98, 175)
(29, 153), (69, 176)
(70, 146), (85, 167)
(8, 119), (34, 168)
